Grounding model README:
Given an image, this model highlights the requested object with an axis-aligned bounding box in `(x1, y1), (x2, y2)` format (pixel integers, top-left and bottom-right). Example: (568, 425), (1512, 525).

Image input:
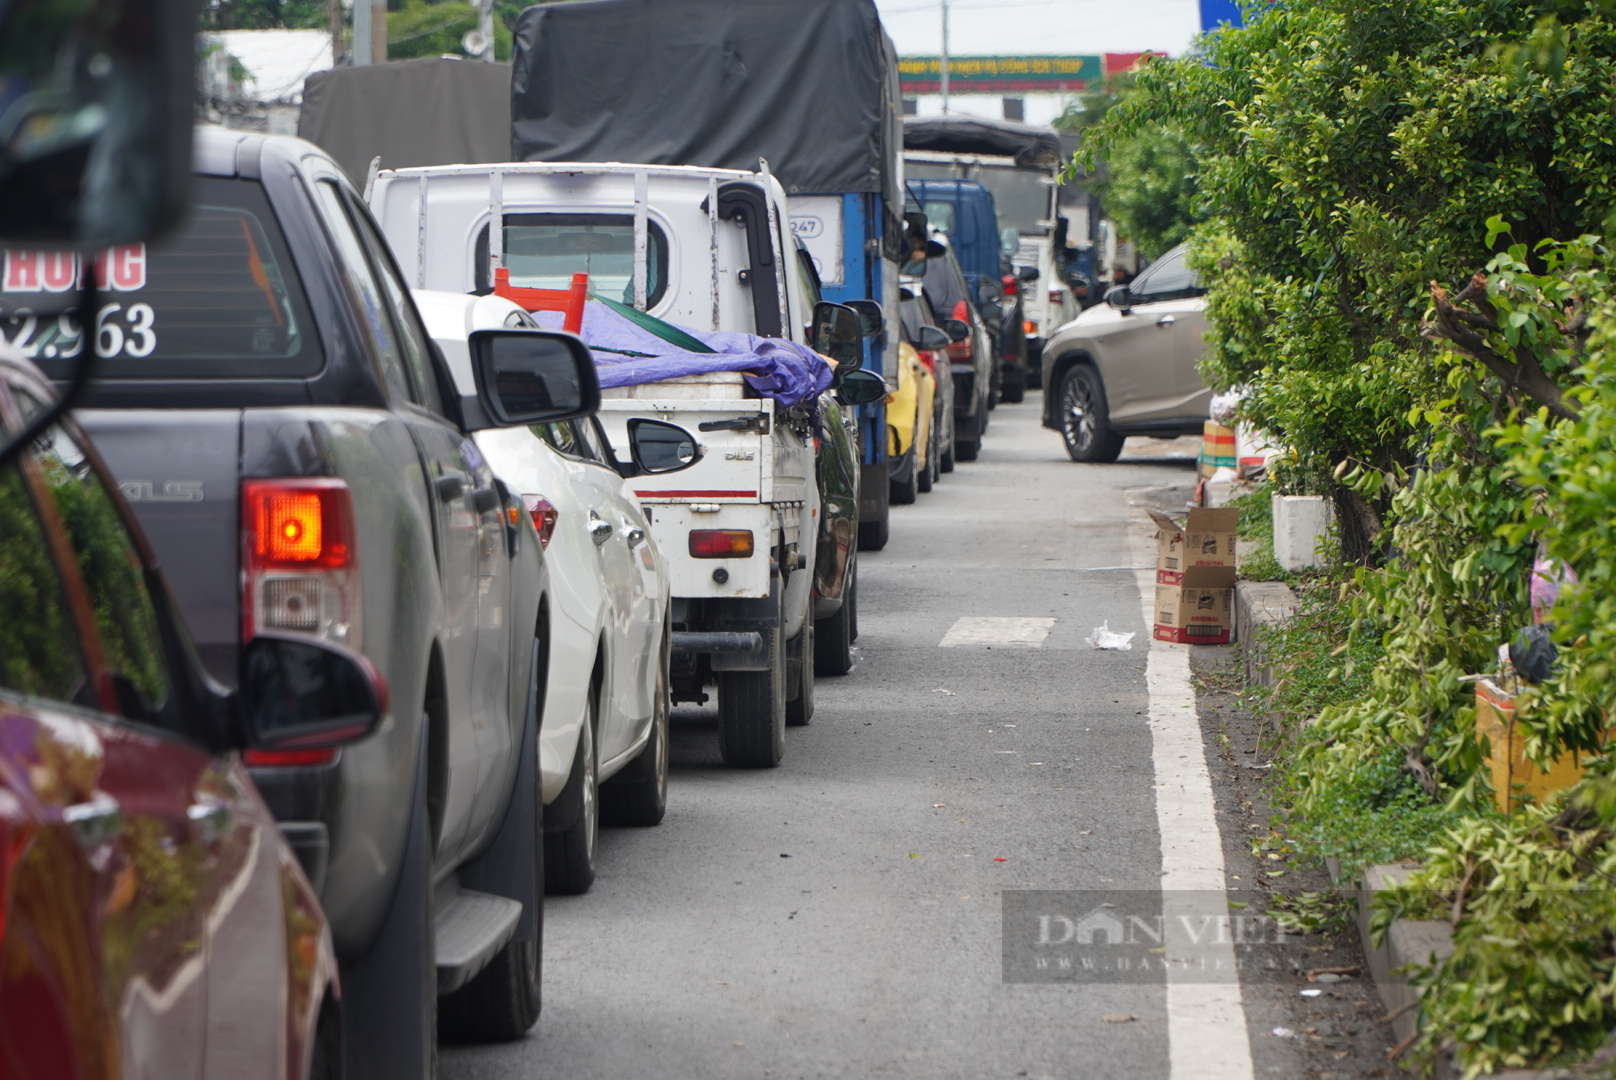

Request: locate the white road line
(1131, 507), (1256, 1080)
(938, 616), (1056, 648)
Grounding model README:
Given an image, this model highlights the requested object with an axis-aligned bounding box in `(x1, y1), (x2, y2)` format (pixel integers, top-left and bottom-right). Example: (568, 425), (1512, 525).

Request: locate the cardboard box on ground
(1149, 507), (1238, 644)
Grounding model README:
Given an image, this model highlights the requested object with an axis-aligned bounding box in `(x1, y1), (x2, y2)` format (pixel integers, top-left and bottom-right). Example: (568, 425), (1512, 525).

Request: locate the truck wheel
(717, 601), (786, 768)
(544, 697), (598, 894)
(786, 621), (814, 726)
(341, 722), (436, 1080)
(601, 636), (669, 827)
(814, 562), (855, 676)
(1060, 364), (1125, 463)
(857, 516), (889, 551)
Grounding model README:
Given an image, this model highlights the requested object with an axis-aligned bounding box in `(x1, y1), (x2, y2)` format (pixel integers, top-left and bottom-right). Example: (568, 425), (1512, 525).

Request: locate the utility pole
(354, 0), (371, 66)
(939, 0), (951, 114)
(329, 0), (341, 65)
(479, 0), (495, 59)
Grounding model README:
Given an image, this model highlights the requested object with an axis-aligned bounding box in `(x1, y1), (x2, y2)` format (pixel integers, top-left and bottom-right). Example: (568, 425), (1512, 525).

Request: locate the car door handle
(188, 798), (233, 845)
(1155, 315), (1176, 327)
(435, 475), (466, 502)
(588, 512), (613, 546)
(469, 486), (500, 515)
(63, 794), (124, 849)
(626, 527), (646, 547)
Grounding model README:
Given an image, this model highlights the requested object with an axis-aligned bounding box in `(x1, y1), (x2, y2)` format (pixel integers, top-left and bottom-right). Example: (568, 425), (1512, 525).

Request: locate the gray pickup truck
(12, 126), (600, 1078)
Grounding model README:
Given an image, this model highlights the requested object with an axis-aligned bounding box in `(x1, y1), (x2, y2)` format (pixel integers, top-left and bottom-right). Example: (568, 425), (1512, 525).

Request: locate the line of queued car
(0, 125), (980, 1080)
(0, 6), (1017, 1079)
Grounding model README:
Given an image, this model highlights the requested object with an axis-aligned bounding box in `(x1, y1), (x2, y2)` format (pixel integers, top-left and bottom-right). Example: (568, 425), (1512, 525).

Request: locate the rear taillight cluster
(523, 494), (558, 548)
(242, 479), (361, 648)
(916, 350), (939, 375)
(946, 300), (973, 362)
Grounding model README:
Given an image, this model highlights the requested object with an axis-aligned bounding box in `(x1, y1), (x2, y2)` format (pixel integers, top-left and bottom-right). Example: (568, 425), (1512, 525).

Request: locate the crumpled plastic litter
(1085, 622), (1136, 651)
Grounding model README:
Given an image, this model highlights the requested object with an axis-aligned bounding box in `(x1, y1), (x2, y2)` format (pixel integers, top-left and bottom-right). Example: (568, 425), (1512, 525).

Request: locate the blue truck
(507, 0), (906, 550)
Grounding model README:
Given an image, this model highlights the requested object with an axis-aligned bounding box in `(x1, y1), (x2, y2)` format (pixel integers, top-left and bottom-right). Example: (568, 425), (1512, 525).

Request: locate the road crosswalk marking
(937, 616), (1055, 648)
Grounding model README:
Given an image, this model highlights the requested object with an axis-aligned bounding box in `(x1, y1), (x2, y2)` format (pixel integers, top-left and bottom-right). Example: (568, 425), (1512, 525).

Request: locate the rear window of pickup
(4, 177), (323, 380)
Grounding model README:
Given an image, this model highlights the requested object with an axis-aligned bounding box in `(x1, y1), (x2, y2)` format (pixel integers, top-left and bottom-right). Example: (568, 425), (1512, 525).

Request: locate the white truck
(370, 163), (878, 768)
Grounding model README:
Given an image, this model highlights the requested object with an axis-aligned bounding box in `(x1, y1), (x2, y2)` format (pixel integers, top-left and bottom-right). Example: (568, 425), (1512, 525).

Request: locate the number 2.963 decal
(0, 246), (155, 360)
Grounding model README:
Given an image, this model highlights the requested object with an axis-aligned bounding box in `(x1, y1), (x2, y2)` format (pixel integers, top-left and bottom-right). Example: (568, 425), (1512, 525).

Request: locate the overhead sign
(898, 55), (1101, 95)
(1199, 0), (1244, 30)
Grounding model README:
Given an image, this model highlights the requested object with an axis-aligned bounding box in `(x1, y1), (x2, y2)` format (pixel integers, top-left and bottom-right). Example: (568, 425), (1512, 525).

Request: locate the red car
(0, 352), (386, 1080)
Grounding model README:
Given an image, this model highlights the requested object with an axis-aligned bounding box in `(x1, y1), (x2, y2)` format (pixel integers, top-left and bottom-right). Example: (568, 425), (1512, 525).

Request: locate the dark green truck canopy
(509, 0), (902, 204)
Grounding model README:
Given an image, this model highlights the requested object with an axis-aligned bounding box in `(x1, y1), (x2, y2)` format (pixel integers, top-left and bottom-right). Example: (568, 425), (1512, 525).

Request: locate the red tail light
(244, 748), (339, 767)
(689, 529), (754, 558)
(916, 349), (939, 375)
(1048, 288), (1063, 304)
(946, 300), (974, 361)
(1024, 320), (1038, 335)
(523, 494), (558, 548)
(242, 478), (361, 648)
(950, 299), (970, 323)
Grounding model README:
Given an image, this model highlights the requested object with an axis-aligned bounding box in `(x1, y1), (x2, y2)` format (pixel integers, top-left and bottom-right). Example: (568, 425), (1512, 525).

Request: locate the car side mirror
(914, 325), (952, 352)
(0, 0), (194, 248)
(813, 301), (864, 372)
(627, 418), (702, 475)
(977, 282), (1000, 306)
(844, 299), (884, 339)
(1105, 285), (1133, 314)
(464, 329), (602, 430)
(836, 369), (888, 407)
(941, 318), (970, 344)
(239, 634), (387, 752)
(1016, 265), (1040, 283)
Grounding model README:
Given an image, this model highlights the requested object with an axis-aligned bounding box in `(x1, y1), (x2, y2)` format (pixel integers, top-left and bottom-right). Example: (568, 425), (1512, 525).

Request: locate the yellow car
(888, 339), (937, 504)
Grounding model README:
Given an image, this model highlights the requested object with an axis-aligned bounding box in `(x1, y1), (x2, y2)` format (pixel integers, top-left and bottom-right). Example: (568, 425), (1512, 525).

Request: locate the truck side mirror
(0, 0), (194, 248)
(813, 301), (864, 372)
(941, 318), (970, 344)
(1016, 265), (1040, 283)
(627, 418), (702, 475)
(914, 325), (952, 352)
(835, 369), (888, 407)
(844, 299), (884, 339)
(465, 329), (602, 429)
(239, 635), (388, 752)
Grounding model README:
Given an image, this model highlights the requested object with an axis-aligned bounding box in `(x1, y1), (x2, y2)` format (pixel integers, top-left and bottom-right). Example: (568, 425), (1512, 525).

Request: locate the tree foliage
(1058, 73), (1202, 263)
(1090, 2), (1616, 1071)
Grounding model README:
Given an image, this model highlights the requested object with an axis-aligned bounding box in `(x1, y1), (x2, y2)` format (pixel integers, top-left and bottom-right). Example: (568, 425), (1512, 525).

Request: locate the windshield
(476, 214), (669, 309)
(5, 177), (321, 379)
(972, 168), (1052, 235)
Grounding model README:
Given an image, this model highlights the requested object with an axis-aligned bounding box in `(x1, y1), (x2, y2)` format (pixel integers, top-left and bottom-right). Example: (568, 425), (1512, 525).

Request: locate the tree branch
(1421, 275), (1579, 421)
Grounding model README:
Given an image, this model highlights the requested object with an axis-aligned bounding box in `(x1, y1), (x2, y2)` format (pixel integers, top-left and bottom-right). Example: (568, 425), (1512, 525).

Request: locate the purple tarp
(530, 301), (833, 409)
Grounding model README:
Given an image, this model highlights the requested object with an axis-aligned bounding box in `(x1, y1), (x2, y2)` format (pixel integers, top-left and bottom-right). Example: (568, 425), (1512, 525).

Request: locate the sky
(873, 0), (1203, 58)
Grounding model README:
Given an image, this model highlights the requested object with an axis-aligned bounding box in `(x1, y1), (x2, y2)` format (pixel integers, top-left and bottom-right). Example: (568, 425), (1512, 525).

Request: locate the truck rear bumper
(671, 631), (763, 654)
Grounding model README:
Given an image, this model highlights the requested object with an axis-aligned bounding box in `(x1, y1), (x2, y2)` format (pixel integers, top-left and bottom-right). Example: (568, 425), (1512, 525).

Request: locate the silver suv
(1040, 244), (1212, 462)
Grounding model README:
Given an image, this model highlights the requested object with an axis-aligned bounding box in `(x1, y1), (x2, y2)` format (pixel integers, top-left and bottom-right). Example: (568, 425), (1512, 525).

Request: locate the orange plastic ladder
(493, 268), (588, 333)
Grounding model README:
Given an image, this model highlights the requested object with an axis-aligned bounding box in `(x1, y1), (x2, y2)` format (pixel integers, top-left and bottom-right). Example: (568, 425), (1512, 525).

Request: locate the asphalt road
(442, 397), (1222, 1080)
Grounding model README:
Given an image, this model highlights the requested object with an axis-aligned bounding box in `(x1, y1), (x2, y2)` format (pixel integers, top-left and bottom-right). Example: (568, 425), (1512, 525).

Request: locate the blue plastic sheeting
(531, 300), (833, 408)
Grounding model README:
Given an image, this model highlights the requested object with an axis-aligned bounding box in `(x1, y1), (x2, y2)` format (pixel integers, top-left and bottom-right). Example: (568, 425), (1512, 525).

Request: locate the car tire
(786, 620), (814, 726)
(955, 414), (981, 462)
(439, 777), (542, 1041)
(543, 696), (598, 895)
(717, 593), (786, 768)
(857, 516), (889, 551)
(814, 563), (856, 677)
(917, 434), (935, 493)
(940, 438), (955, 474)
(1000, 373), (1025, 404)
(889, 448), (918, 506)
(340, 722), (436, 1080)
(600, 633), (669, 827)
(1059, 364), (1125, 463)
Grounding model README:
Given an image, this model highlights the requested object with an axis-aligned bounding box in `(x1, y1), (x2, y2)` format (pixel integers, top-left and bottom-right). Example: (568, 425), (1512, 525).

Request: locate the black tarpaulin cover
(299, 57), (512, 184)
(902, 115), (1064, 170)
(509, 0), (901, 201)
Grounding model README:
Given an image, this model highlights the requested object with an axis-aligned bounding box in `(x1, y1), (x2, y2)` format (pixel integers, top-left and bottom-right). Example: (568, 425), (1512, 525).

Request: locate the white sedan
(414, 289), (692, 895)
